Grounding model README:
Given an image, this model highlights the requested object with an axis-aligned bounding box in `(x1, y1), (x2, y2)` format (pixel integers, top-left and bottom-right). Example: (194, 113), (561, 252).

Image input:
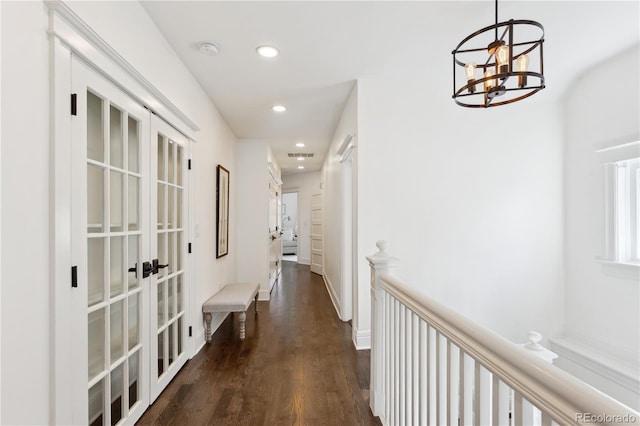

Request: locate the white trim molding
(46, 1), (199, 136)
(353, 328), (371, 350)
(322, 274), (343, 320)
(549, 337), (640, 395)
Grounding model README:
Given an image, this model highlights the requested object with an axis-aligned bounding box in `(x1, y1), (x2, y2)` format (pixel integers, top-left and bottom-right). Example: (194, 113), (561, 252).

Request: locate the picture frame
(216, 165), (230, 258)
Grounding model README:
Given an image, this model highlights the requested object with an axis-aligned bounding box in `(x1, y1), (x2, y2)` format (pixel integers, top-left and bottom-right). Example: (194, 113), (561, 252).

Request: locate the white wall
(1, 1), (236, 423)
(282, 171), (322, 266)
(235, 140), (271, 299)
(321, 84), (358, 329)
(1, 2), (51, 423)
(560, 44), (639, 408)
(356, 78), (565, 345)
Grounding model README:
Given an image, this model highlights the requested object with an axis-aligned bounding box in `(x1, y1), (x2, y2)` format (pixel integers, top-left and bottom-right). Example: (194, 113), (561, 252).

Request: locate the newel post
(366, 240), (399, 418)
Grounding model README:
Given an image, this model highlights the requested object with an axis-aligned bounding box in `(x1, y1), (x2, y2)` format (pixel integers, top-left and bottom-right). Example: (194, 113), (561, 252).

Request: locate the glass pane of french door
(74, 58), (150, 426)
(150, 117), (189, 402)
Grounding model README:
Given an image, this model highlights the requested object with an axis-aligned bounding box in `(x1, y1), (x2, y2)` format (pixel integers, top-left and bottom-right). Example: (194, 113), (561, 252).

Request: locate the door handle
(128, 264), (138, 279)
(152, 258), (169, 274)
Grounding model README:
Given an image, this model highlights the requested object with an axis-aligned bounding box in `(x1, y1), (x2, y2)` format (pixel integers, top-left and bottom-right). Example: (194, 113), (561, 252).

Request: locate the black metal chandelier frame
(452, 0), (546, 108)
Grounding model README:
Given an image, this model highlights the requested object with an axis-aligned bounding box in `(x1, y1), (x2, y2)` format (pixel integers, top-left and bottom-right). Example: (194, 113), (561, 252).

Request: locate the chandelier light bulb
(465, 62), (477, 93)
(516, 53), (530, 87)
(496, 45), (509, 74)
(516, 53), (529, 71)
(465, 62), (477, 80)
(484, 69), (496, 90)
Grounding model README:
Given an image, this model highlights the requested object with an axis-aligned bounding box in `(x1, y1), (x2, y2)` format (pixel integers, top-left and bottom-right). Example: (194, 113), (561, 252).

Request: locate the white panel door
(71, 58), (150, 426)
(149, 117), (190, 402)
(310, 193), (323, 275)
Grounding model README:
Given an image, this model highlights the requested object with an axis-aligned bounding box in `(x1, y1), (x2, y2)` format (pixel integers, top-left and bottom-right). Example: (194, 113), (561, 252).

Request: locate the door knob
(152, 258), (169, 274)
(128, 264), (138, 279)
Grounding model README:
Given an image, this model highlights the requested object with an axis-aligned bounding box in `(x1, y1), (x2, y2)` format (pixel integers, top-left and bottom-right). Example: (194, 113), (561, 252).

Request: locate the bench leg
(239, 311), (247, 340)
(204, 312), (212, 343)
(255, 294), (259, 313)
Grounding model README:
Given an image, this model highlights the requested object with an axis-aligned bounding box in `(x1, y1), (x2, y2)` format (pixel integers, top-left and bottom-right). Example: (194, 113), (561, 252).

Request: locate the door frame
(48, 4), (198, 424)
(281, 191), (299, 263)
(310, 193), (323, 275)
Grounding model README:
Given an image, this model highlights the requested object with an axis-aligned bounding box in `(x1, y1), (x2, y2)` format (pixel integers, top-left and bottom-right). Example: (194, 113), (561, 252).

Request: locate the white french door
(71, 58), (151, 426)
(71, 57), (190, 425)
(149, 118), (190, 402)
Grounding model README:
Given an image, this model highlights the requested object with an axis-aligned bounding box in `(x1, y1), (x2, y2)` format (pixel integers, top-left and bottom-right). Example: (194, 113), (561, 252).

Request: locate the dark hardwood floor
(137, 261), (380, 426)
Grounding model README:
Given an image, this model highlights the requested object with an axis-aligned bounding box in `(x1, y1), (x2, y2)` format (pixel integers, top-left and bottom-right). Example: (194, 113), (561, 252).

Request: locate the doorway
(281, 192), (298, 263)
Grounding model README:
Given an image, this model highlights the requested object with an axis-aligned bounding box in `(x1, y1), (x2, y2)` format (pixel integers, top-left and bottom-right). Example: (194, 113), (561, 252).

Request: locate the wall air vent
(288, 153), (314, 158)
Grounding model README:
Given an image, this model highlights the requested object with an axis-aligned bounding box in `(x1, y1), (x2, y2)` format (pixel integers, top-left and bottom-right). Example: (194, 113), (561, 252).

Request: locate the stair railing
(367, 241), (639, 426)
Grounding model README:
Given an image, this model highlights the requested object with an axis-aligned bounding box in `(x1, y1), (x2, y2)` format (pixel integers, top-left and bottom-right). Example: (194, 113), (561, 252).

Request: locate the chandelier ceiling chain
(452, 0), (545, 108)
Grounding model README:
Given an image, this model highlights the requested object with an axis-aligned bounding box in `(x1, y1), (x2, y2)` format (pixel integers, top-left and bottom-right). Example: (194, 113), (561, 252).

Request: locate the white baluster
(428, 326), (435, 425)
(446, 340), (452, 426)
(436, 331), (441, 425)
(420, 320), (427, 426)
(384, 292), (390, 423)
(459, 350), (466, 426)
(474, 360), (481, 426)
(412, 314), (419, 424)
(514, 391), (523, 426)
(450, 344), (460, 425)
(405, 309), (413, 425)
(394, 299), (399, 425)
(492, 375), (499, 426)
(480, 366), (492, 426)
(399, 305), (405, 426)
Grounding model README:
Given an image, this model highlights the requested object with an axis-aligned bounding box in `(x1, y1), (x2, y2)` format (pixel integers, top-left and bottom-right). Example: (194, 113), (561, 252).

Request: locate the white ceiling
(141, 1), (639, 174)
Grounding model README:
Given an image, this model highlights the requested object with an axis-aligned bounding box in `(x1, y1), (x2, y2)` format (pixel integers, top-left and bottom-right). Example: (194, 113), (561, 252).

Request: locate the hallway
(137, 261), (380, 425)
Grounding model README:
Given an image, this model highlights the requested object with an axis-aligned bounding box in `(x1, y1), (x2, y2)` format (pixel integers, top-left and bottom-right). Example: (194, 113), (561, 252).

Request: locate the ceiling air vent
(288, 153), (314, 158)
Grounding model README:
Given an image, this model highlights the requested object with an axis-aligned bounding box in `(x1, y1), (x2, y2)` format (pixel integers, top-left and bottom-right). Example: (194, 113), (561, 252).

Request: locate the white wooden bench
(202, 282), (260, 341)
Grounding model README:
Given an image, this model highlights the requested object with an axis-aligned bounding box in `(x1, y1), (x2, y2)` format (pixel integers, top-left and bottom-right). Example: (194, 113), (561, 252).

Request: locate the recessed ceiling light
(296, 143), (305, 147)
(272, 105), (286, 112)
(199, 42), (219, 56)
(297, 157), (304, 161)
(257, 45), (279, 58)
(298, 165), (305, 169)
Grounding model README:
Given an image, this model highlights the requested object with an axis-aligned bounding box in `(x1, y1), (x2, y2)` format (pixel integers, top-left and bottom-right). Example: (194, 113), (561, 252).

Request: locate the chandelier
(452, 0), (545, 108)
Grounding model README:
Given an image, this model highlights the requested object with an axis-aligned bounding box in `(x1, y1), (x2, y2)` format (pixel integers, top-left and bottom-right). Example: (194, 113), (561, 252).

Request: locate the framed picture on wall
(216, 165), (230, 258)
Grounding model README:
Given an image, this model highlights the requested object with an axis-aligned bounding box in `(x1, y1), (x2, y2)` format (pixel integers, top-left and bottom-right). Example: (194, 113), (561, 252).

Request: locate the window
(599, 141), (640, 266)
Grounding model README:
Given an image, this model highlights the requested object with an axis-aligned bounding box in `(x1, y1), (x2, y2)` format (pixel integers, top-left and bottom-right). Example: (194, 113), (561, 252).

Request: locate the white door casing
(268, 178), (281, 292)
(310, 193), (323, 275)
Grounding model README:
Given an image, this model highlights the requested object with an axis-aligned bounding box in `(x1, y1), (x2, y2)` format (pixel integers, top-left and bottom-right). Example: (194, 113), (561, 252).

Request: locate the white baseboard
(258, 289), (271, 301)
(322, 274), (342, 319)
(550, 336), (640, 410)
(549, 337), (639, 393)
(298, 256), (311, 265)
(193, 330), (206, 357)
(354, 327), (371, 350)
